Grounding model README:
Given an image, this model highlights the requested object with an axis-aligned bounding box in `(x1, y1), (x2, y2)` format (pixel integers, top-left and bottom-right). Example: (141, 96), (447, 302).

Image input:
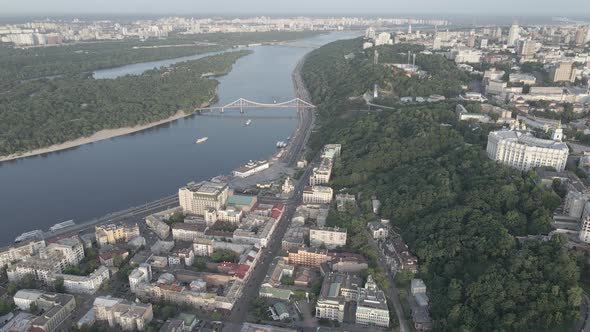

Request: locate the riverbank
(0, 110), (193, 162)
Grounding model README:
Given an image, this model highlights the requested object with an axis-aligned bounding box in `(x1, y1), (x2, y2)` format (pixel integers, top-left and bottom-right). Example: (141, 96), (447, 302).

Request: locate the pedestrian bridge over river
(197, 98), (316, 113)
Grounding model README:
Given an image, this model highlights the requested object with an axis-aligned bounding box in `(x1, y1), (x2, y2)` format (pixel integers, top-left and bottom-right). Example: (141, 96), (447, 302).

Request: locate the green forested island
(303, 39), (583, 331)
(0, 31), (321, 157)
(0, 31), (319, 83)
(0, 50), (250, 156)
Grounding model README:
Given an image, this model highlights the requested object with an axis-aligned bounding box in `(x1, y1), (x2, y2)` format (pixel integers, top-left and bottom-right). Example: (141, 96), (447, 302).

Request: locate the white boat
(50, 220), (76, 232)
(15, 230), (44, 243)
(195, 137), (209, 144)
(245, 119), (252, 126)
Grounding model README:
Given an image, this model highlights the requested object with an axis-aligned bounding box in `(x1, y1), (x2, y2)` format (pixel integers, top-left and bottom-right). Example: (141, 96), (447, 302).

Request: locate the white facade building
(129, 264), (152, 293)
(486, 130), (568, 172)
(309, 227), (347, 249)
(303, 186), (333, 204)
(55, 265), (110, 294)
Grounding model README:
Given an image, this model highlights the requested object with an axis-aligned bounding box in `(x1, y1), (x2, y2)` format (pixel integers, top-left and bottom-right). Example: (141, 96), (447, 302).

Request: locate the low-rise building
(168, 247), (195, 267)
(335, 194), (356, 212)
(93, 296), (153, 331)
(14, 290), (76, 332)
(368, 222), (388, 240)
(145, 215), (171, 240)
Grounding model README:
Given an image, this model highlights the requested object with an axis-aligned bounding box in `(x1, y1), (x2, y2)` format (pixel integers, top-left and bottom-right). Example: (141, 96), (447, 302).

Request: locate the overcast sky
(2, 0), (590, 16)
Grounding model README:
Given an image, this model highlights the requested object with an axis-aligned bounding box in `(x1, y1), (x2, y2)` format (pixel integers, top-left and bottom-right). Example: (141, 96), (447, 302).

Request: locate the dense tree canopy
(303, 38), (582, 331)
(0, 51), (250, 156)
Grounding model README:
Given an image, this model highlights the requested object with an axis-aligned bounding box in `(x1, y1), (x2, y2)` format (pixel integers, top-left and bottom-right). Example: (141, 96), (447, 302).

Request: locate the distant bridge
(198, 97), (316, 113)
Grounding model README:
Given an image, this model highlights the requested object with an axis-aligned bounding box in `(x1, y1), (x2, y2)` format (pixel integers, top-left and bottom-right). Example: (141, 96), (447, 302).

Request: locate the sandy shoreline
(0, 111), (192, 163)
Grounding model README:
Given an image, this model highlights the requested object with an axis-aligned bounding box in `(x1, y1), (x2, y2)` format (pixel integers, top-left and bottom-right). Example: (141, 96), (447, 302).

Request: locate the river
(0, 31), (358, 245)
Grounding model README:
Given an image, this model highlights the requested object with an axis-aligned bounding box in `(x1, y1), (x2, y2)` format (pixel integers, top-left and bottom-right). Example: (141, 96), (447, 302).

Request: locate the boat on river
(195, 137), (209, 144)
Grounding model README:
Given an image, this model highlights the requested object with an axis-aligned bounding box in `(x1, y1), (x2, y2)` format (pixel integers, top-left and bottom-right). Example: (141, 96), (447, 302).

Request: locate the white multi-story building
(486, 130), (568, 172)
(309, 226), (347, 249)
(374, 32), (392, 46)
(94, 296), (153, 331)
(168, 248), (195, 267)
(508, 23), (520, 46)
(355, 275), (390, 327)
(316, 272), (361, 322)
(46, 236), (85, 266)
(193, 238), (214, 257)
(129, 264), (152, 293)
(172, 223), (206, 242)
(564, 180), (590, 219)
(178, 181), (229, 216)
(580, 202), (590, 243)
(0, 239), (46, 268)
(310, 158), (333, 185)
(55, 265), (110, 294)
(303, 186), (333, 204)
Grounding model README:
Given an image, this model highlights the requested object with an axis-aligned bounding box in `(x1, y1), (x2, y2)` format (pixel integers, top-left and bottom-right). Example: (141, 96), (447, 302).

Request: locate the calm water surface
(0, 32), (358, 245)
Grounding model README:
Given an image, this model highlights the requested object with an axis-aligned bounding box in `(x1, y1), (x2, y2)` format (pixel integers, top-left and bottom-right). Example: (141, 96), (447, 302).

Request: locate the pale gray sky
(2, 0), (590, 15)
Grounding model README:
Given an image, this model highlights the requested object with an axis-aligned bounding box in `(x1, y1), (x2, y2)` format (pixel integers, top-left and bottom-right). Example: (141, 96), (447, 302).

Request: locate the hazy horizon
(2, 0), (590, 16)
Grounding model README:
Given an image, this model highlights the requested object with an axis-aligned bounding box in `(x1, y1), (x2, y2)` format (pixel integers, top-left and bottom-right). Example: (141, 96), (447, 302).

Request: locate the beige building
(0, 239), (46, 268)
(303, 186), (333, 204)
(310, 226), (347, 249)
(486, 130), (568, 172)
(287, 247), (331, 267)
(179, 181), (229, 216)
(552, 62), (576, 83)
(7, 251), (68, 284)
(94, 296), (153, 331)
(95, 223), (140, 247)
(14, 290), (76, 332)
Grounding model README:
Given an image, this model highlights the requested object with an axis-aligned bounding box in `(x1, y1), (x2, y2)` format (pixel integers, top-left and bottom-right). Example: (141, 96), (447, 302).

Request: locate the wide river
(0, 31), (358, 245)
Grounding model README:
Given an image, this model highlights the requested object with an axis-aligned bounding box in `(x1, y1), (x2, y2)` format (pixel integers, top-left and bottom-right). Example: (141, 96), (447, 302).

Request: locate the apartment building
(129, 264), (152, 293)
(316, 272), (362, 322)
(486, 130), (568, 172)
(0, 239), (46, 268)
(303, 186), (333, 204)
(95, 223), (140, 247)
(54, 265), (110, 294)
(310, 158), (333, 186)
(14, 290), (76, 332)
(178, 181), (229, 216)
(310, 226), (347, 249)
(193, 238), (214, 257)
(355, 275), (390, 327)
(287, 247), (331, 267)
(94, 296), (153, 331)
(46, 236), (85, 266)
(172, 223), (206, 242)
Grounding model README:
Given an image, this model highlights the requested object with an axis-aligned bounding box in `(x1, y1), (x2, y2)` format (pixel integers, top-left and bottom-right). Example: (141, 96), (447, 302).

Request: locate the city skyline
(2, 0), (590, 16)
